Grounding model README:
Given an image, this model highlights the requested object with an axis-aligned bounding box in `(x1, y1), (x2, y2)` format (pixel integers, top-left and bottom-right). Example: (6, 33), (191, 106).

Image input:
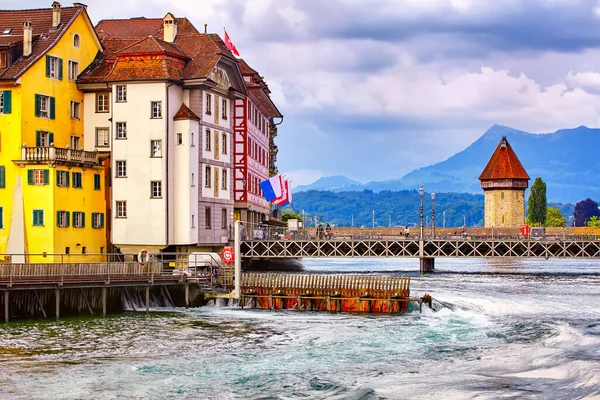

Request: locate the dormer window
(0, 51), (6, 69)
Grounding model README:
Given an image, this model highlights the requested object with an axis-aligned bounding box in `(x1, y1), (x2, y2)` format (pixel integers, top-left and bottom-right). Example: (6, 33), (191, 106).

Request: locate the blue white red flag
(275, 179), (291, 207)
(259, 175), (283, 202)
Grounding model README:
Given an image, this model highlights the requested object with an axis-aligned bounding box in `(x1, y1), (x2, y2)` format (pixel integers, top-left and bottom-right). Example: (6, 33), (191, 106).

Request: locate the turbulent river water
(1, 258), (599, 399)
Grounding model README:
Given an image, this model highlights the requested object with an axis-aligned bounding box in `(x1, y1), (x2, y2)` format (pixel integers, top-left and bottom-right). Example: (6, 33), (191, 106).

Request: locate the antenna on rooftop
(204, 23), (207, 34)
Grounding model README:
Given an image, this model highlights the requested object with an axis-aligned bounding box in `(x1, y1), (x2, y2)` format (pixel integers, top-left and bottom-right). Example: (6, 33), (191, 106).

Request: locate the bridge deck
(241, 238), (600, 258)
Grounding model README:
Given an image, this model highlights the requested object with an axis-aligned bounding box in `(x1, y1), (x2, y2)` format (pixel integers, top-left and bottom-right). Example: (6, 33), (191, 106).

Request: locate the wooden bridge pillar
(145, 287), (150, 314)
(4, 291), (9, 322)
(102, 287), (107, 316)
(55, 289), (60, 319)
(184, 284), (190, 307)
(420, 257), (435, 274)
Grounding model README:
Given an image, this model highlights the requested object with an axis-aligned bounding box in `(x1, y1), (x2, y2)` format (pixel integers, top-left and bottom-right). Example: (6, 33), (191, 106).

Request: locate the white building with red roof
(78, 13), (252, 253)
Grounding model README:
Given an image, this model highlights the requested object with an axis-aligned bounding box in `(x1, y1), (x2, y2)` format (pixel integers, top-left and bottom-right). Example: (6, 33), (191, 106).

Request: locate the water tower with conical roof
(479, 137), (530, 227)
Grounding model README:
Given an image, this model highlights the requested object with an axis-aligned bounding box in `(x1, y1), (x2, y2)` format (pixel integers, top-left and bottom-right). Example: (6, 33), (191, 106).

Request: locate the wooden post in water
(102, 287), (107, 316)
(145, 287), (150, 314)
(184, 284), (190, 307)
(4, 291), (9, 322)
(55, 289), (60, 319)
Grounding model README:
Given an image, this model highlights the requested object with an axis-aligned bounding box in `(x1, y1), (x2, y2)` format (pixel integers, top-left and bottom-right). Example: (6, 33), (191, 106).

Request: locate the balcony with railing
(16, 146), (102, 167)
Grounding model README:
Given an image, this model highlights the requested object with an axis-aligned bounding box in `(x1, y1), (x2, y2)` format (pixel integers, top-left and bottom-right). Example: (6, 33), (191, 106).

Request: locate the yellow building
(0, 2), (106, 262)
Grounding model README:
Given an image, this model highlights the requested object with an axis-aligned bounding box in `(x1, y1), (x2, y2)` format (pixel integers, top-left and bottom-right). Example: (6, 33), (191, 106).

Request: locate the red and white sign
(520, 224), (530, 237)
(221, 246), (235, 264)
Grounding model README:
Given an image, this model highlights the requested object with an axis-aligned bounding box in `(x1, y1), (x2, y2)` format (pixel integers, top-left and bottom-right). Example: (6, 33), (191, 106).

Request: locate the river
(0, 258), (599, 399)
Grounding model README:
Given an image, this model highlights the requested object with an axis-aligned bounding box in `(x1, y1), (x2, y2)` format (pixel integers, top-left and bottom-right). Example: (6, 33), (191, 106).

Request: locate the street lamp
(431, 191), (435, 239)
(419, 186), (424, 240)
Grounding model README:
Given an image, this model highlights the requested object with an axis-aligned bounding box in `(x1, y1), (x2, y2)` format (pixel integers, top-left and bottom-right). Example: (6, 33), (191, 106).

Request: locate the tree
(587, 215), (600, 227)
(527, 177), (547, 226)
(281, 212), (303, 222)
(545, 207), (566, 227)
(573, 198), (600, 227)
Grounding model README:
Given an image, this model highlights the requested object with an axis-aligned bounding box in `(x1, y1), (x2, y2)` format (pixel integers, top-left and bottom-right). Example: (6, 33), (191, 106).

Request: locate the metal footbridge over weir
(239, 225), (600, 272)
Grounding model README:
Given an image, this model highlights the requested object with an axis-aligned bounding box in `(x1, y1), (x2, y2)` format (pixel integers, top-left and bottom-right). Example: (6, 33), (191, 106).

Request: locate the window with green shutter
(94, 173), (101, 190)
(35, 94), (52, 119)
(72, 171), (82, 188)
(92, 212), (105, 229)
(0, 90), (10, 114)
(0, 207), (3, 229)
(28, 169), (49, 185)
(32, 209), (44, 226)
(0, 166), (5, 189)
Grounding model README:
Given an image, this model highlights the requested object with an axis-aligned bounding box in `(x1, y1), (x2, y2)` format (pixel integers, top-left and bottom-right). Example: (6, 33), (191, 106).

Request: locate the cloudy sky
(7, 0), (600, 186)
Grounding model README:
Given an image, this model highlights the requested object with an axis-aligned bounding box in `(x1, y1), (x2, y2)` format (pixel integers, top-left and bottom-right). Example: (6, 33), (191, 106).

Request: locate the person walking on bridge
(325, 224), (332, 240)
(316, 224), (324, 240)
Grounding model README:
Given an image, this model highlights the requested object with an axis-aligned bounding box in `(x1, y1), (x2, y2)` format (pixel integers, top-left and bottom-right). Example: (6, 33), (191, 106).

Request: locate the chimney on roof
(23, 21), (33, 57)
(163, 13), (177, 43)
(52, 2), (61, 28)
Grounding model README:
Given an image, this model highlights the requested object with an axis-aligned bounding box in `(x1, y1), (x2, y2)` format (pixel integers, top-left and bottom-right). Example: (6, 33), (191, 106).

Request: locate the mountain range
(293, 125), (600, 204)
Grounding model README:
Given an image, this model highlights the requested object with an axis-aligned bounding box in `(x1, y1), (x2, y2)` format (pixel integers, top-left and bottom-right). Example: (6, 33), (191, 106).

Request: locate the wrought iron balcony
(16, 146), (102, 167)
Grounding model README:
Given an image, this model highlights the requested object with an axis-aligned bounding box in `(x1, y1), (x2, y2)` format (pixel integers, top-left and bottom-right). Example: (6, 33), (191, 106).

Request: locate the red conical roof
(479, 137), (530, 181)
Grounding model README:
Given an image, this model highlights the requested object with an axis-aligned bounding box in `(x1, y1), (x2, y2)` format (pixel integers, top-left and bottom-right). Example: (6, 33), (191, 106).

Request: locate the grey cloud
(241, 0), (600, 57)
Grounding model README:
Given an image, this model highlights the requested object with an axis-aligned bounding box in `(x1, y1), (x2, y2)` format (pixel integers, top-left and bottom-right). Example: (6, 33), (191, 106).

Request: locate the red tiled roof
(479, 137), (530, 181)
(248, 88), (282, 119)
(173, 103), (200, 120)
(237, 58), (257, 76)
(106, 54), (185, 82)
(0, 5), (85, 80)
(95, 17), (200, 40)
(80, 19), (237, 83)
(116, 36), (189, 60)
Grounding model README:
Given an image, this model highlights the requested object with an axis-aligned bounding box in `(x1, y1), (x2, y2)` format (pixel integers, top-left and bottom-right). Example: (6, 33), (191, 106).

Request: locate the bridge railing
(241, 223), (600, 241)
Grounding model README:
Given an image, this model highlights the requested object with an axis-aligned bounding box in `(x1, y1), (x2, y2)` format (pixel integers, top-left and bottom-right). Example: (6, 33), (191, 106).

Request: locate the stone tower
(479, 137), (530, 227)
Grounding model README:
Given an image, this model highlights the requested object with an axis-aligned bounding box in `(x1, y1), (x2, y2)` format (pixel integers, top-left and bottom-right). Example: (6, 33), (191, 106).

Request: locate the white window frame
(176, 132), (183, 145)
(73, 33), (80, 48)
(116, 160), (127, 177)
(96, 93), (109, 113)
(70, 100), (81, 119)
(68, 60), (79, 81)
(116, 201), (127, 218)
(205, 93), (212, 114)
(116, 122), (127, 139)
(92, 212), (103, 228)
(96, 127), (109, 147)
(205, 128), (211, 151)
(151, 140), (162, 157)
(222, 133), (227, 154)
(221, 208), (227, 229)
(116, 85), (127, 102)
(221, 98), (228, 119)
(221, 168), (227, 190)
(151, 181), (162, 198)
(0, 92), (4, 114)
(34, 169), (45, 185)
(70, 135), (81, 150)
(57, 210), (68, 228)
(151, 101), (162, 118)
(57, 170), (68, 187)
(205, 165), (211, 188)
(48, 56), (58, 79)
(39, 95), (49, 118)
(73, 211), (84, 228)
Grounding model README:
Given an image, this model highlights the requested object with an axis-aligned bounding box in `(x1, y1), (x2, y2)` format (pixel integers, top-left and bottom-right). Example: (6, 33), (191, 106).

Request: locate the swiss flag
(224, 30), (240, 57)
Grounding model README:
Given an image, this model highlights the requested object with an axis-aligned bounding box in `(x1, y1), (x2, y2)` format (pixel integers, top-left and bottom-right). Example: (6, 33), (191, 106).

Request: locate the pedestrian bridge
(240, 237), (600, 259)
(238, 225), (600, 272)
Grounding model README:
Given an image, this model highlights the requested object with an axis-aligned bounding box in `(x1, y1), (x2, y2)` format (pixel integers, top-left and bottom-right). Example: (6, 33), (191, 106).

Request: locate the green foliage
(281, 212), (303, 222)
(587, 215), (600, 227)
(290, 190), (484, 227)
(527, 177), (547, 226)
(545, 207), (566, 227)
